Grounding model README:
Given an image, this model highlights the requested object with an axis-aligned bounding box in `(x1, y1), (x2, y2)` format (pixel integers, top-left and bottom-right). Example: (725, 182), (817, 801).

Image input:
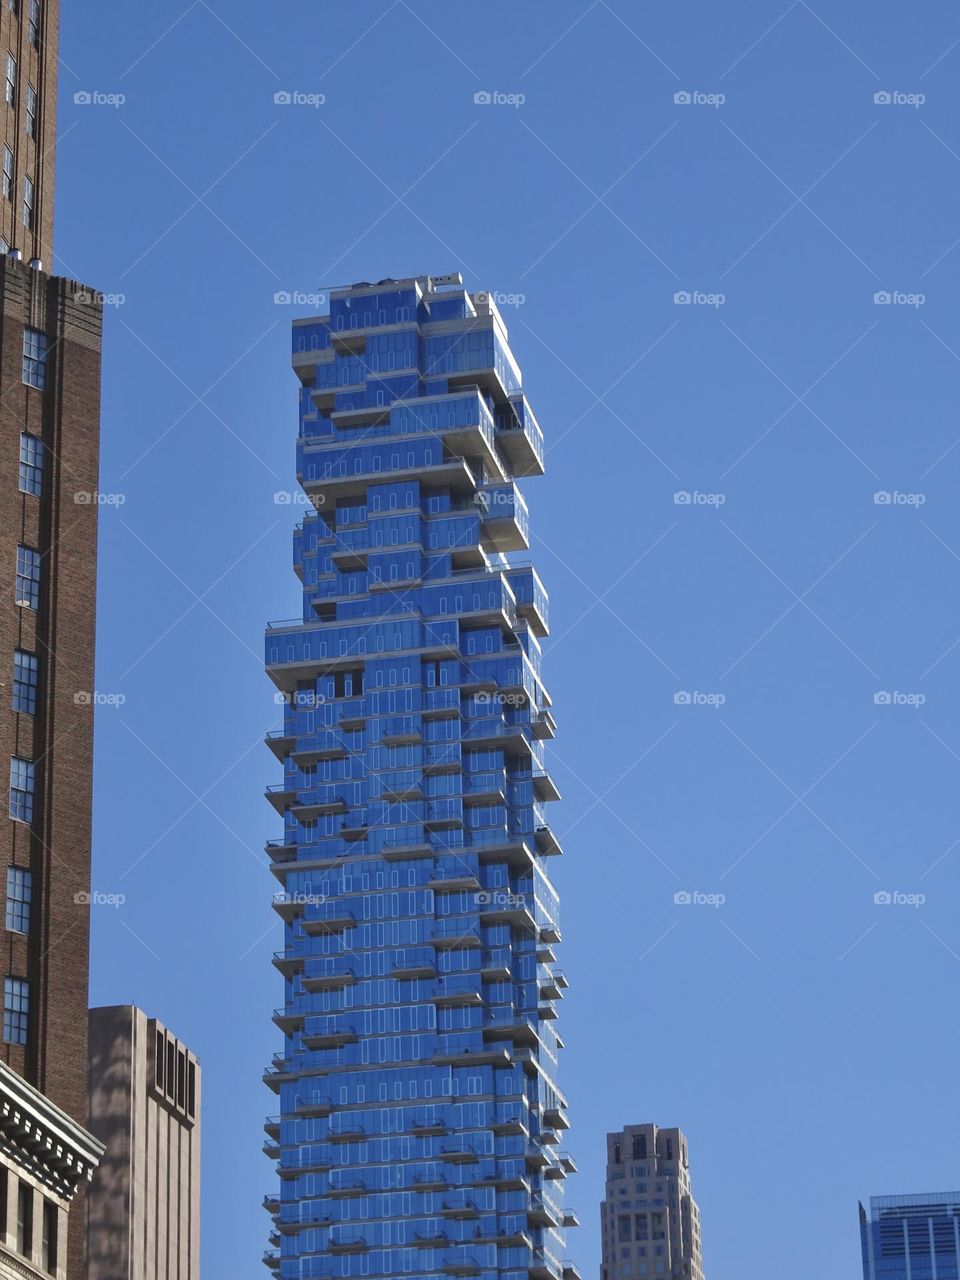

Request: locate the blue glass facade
(264, 275), (577, 1280)
(861, 1194), (960, 1280)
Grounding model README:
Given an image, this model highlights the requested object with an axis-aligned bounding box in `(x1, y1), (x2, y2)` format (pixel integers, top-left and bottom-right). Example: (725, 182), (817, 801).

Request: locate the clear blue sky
(57, 3), (960, 1276)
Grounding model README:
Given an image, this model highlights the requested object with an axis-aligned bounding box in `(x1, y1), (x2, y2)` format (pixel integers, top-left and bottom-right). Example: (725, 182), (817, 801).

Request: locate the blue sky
(56, 2), (960, 1276)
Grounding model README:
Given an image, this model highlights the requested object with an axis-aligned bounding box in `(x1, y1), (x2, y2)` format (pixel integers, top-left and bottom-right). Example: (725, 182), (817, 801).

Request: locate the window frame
(5, 868), (30, 933)
(15, 544), (41, 608)
(3, 977), (28, 1046)
(8, 757), (35, 824)
(12, 650), (38, 715)
(22, 327), (47, 388)
(18, 432), (42, 495)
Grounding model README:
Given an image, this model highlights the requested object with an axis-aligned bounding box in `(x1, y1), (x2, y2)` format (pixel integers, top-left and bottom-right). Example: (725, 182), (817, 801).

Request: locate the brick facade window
(3, 146), (12, 201)
(3, 977), (29, 1045)
(5, 53), (16, 105)
(18, 432), (43, 494)
(26, 83), (35, 138)
(28, 0), (38, 47)
(15, 545), (41, 607)
(22, 328), (47, 388)
(22, 175), (33, 230)
(12, 651), (38, 714)
(8, 758), (35, 823)
(5, 868), (31, 933)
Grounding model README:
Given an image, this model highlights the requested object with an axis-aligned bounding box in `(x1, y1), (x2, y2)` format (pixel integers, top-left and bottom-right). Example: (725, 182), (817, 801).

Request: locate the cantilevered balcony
(478, 482), (530, 552)
(328, 1232), (369, 1254)
(539, 970), (567, 1001)
(533, 769), (561, 803)
(265, 729), (296, 760)
(432, 974), (483, 1007)
(498, 395), (545, 477)
(391, 947), (437, 979)
(301, 904), (356, 934)
(302, 959), (359, 991)
(265, 782), (298, 814)
(534, 823), (563, 856)
(301, 1018), (359, 1050)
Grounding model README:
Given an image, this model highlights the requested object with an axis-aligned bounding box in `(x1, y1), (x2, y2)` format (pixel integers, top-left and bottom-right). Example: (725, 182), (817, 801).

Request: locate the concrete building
(600, 1125), (705, 1280)
(860, 1192), (960, 1279)
(85, 1007), (200, 1280)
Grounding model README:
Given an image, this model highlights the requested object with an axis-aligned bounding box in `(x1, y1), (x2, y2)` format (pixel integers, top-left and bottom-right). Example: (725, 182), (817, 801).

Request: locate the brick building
(0, 1), (108, 1276)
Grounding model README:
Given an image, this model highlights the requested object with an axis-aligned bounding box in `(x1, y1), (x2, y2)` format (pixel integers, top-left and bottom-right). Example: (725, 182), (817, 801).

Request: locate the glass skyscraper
(263, 274), (578, 1280)
(860, 1193), (960, 1280)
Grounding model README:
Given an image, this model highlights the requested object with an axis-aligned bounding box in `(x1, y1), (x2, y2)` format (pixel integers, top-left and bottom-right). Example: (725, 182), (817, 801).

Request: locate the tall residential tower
(263, 275), (578, 1280)
(600, 1125), (705, 1280)
(860, 1192), (960, 1280)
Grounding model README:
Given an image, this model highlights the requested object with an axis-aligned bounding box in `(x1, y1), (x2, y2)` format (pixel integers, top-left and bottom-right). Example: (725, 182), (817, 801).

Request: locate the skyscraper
(85, 1007), (201, 1280)
(599, 1125), (705, 1280)
(263, 274), (578, 1280)
(860, 1192), (960, 1280)
(0, 3), (106, 1276)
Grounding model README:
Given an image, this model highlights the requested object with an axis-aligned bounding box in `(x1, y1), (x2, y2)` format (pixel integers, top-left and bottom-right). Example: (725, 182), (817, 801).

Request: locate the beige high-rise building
(600, 1124), (705, 1280)
(84, 1007), (200, 1280)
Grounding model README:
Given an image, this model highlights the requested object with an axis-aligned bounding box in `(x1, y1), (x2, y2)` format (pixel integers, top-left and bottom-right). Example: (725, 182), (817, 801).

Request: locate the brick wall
(0, 255), (101, 1278)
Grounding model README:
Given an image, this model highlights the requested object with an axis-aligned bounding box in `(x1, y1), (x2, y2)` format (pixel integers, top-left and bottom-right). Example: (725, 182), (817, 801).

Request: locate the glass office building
(263, 274), (578, 1280)
(860, 1193), (960, 1280)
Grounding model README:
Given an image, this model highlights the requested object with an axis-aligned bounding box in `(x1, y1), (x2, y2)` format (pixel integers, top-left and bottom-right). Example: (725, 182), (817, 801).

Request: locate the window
(22, 327), (46, 387)
(2, 145), (11, 202)
(12, 651), (38, 714)
(28, 0), (38, 46)
(41, 1199), (56, 1275)
(8, 758), (34, 823)
(15, 545), (40, 607)
(18, 432), (42, 494)
(4, 977), (28, 1045)
(26, 83), (35, 138)
(22, 175), (33, 229)
(5, 54), (15, 105)
(5, 869), (30, 933)
(8, 0), (18, 15)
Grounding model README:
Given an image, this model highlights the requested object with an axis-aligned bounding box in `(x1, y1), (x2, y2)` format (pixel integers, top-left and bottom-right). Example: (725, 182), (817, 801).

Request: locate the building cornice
(0, 1062), (103, 1202)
